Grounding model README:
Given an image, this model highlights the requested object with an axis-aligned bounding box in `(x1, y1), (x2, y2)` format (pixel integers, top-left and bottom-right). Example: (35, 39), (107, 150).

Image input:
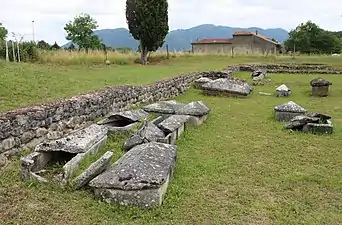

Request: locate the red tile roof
(233, 31), (278, 44)
(191, 38), (233, 45)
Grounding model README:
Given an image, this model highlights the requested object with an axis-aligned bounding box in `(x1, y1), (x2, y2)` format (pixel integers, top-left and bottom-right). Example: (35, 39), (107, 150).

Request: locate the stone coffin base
(63, 136), (108, 182)
(93, 175), (170, 209)
(20, 135), (108, 184)
(276, 91), (291, 97)
(311, 86), (329, 97)
(275, 111), (305, 122)
(303, 120), (333, 135)
(187, 114), (208, 126)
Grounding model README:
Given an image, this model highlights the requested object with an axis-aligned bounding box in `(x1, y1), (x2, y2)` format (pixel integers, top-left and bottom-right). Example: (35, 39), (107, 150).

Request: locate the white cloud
(1, 0), (341, 45)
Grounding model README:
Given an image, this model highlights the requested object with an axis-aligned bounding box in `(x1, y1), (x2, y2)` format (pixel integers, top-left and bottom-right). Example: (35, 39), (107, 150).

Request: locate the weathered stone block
(158, 115), (189, 134)
(311, 86), (329, 97)
(35, 124), (108, 154)
(276, 84), (291, 97)
(303, 120), (333, 135)
(20, 151), (52, 181)
(89, 142), (177, 209)
(274, 101), (307, 122)
(62, 135), (107, 182)
(73, 151), (114, 189)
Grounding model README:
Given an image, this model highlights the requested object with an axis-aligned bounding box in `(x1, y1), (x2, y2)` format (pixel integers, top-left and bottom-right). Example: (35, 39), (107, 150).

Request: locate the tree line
(284, 21), (342, 54)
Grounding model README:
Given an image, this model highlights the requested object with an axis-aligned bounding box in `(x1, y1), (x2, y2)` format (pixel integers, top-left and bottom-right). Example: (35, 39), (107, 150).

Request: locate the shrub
(0, 41), (38, 62)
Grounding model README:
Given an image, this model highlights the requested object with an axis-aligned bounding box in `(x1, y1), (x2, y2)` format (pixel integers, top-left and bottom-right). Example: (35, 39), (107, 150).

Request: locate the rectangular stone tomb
(89, 142), (178, 209)
(20, 124), (108, 184)
(157, 115), (190, 141)
(97, 109), (149, 134)
(303, 120), (333, 135)
(274, 101), (307, 122)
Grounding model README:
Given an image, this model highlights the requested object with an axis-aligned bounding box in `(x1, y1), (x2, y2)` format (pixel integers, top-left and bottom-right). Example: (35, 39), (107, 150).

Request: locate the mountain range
(62, 24), (289, 51)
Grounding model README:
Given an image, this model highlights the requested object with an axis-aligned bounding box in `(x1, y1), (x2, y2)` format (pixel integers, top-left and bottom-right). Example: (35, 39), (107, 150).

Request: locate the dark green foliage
(64, 13), (103, 52)
(285, 21), (342, 54)
(51, 42), (61, 50)
(0, 41), (38, 62)
(0, 23), (8, 42)
(126, 0), (169, 64)
(37, 40), (51, 49)
(67, 43), (76, 51)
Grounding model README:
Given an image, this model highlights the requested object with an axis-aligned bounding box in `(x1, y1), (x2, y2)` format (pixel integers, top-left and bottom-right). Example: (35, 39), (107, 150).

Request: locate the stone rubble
(194, 77), (212, 89)
(284, 112), (333, 134)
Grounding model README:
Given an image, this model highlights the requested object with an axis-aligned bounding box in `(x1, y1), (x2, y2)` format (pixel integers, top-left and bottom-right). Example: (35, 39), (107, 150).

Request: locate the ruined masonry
(19, 99), (211, 209)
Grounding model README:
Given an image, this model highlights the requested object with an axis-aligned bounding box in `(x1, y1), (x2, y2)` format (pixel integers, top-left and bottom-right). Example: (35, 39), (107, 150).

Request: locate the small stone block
(303, 120), (333, 135)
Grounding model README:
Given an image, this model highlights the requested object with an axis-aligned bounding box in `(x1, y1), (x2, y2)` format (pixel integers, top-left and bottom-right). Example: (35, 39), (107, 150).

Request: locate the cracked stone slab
(73, 151), (114, 189)
(142, 101), (186, 114)
(138, 121), (165, 142)
(157, 115), (190, 133)
(284, 115), (320, 130)
(35, 124), (108, 154)
(89, 142), (177, 191)
(306, 112), (331, 122)
(202, 78), (253, 96)
(176, 101), (210, 116)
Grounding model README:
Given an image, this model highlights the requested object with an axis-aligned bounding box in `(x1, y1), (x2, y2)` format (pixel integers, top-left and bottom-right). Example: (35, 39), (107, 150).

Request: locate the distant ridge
(62, 24), (289, 51)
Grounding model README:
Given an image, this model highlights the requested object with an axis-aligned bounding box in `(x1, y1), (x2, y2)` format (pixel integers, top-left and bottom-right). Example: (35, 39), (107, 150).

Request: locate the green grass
(1, 54), (342, 111)
(1, 71), (341, 224)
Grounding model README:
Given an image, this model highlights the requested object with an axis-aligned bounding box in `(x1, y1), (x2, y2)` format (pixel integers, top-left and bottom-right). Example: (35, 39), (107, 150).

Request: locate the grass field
(1, 68), (342, 224)
(0, 54), (342, 111)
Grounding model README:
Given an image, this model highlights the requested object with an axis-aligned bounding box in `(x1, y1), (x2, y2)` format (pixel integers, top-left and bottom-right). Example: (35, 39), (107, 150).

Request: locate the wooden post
(166, 44), (169, 59)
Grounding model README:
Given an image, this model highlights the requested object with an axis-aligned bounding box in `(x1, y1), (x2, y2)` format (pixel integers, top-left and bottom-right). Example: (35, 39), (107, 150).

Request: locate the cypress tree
(126, 0), (169, 64)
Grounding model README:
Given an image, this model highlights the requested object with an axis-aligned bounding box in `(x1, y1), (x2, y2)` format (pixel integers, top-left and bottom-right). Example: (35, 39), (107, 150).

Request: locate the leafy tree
(51, 42), (61, 50)
(284, 21), (341, 54)
(126, 0), (169, 64)
(37, 40), (51, 49)
(64, 13), (102, 53)
(0, 23), (8, 42)
(67, 43), (76, 50)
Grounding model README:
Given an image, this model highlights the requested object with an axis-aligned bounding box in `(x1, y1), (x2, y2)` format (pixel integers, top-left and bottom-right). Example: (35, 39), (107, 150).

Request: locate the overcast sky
(1, 0), (341, 45)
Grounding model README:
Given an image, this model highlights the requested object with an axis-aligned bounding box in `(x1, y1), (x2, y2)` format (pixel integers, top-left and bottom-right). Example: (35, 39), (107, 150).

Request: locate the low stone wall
(0, 71), (230, 159)
(236, 63), (342, 74)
